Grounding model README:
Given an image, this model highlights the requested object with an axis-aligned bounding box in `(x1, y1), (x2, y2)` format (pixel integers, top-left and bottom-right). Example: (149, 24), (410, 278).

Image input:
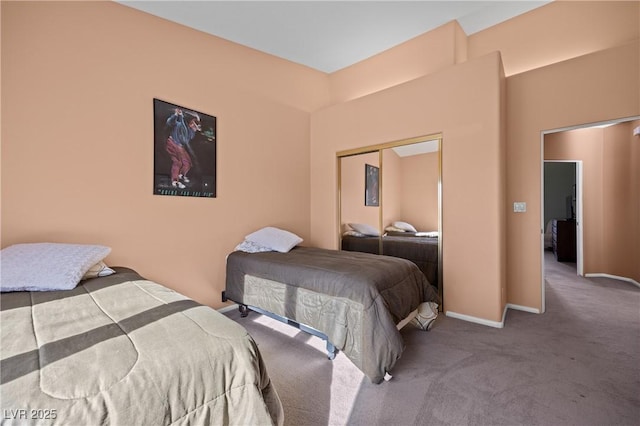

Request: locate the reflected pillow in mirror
(348, 223), (380, 237)
(392, 221), (417, 232)
(385, 225), (406, 232)
(343, 230), (366, 237)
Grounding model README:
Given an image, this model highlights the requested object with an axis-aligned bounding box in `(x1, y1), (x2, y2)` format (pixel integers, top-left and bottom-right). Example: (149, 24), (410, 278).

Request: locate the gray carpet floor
(225, 252), (640, 425)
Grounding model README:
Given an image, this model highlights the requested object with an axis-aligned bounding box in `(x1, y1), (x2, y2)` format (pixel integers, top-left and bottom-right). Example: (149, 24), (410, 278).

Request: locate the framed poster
(153, 98), (217, 197)
(365, 164), (379, 206)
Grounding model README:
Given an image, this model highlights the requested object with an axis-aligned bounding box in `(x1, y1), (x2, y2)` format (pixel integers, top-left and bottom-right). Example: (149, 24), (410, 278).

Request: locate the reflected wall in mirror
(337, 135), (443, 303)
(382, 141), (439, 234)
(340, 151), (381, 254)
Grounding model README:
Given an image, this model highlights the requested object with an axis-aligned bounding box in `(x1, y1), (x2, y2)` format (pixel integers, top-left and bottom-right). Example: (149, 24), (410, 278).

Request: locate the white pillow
(235, 240), (273, 253)
(245, 227), (303, 253)
(1, 243), (112, 292)
(392, 221), (417, 232)
(348, 223), (380, 237)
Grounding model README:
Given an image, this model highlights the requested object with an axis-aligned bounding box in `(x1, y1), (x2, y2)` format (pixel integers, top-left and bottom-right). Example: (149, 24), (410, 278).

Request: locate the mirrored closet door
(337, 134), (443, 302)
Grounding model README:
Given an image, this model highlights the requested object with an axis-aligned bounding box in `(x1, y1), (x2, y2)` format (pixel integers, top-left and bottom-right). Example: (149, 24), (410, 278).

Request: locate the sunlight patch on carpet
(251, 314), (306, 338)
(328, 352), (366, 424)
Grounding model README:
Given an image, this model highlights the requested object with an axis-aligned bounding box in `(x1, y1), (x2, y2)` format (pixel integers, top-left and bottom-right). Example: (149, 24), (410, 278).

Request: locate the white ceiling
(118, 1), (551, 73)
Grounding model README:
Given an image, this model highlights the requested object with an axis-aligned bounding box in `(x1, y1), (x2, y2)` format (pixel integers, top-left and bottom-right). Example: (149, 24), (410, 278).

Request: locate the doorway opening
(542, 159), (583, 316)
(540, 116), (640, 312)
(543, 160), (583, 273)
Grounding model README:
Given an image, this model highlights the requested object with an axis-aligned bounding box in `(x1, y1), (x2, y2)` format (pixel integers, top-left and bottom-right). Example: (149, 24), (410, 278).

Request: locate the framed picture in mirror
(365, 164), (379, 206)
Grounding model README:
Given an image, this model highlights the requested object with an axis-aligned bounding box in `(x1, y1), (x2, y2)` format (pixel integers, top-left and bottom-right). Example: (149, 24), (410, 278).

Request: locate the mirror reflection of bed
(337, 136), (442, 304)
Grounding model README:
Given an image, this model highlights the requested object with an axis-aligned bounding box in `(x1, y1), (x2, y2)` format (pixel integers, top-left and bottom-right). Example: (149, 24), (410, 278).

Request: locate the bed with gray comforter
(225, 246), (440, 384)
(1, 268), (283, 425)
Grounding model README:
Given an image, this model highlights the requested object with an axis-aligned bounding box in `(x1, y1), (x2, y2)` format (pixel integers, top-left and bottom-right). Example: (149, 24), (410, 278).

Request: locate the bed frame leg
(326, 341), (338, 360)
(239, 304), (249, 318)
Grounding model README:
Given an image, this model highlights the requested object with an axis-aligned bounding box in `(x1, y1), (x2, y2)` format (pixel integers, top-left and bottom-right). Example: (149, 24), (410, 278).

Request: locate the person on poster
(165, 108), (201, 189)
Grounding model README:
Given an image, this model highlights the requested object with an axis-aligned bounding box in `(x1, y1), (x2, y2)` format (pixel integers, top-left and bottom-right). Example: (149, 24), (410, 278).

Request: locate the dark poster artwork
(365, 164), (379, 206)
(153, 98), (216, 198)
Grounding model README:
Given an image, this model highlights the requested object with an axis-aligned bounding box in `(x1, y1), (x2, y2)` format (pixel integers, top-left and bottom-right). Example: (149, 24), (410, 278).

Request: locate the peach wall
(601, 122), (639, 281)
(1, 1), (328, 308)
(340, 152), (380, 232)
(327, 1), (638, 104)
(468, 1), (640, 76)
(507, 41), (639, 310)
(311, 52), (506, 322)
(328, 21), (466, 104)
(603, 122), (640, 281)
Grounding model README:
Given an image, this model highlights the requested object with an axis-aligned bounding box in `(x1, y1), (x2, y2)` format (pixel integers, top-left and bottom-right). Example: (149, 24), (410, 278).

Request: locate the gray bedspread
(1, 268), (283, 426)
(225, 247), (440, 384)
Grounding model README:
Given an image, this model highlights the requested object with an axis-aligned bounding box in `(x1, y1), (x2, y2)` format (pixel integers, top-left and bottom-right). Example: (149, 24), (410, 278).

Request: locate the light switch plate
(513, 202), (526, 213)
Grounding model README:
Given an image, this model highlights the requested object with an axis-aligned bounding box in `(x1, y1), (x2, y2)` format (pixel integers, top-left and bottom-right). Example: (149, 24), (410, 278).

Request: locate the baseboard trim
(217, 303), (238, 314)
(445, 310), (504, 329)
(506, 303), (541, 314)
(585, 273), (640, 288)
(447, 303), (542, 329)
